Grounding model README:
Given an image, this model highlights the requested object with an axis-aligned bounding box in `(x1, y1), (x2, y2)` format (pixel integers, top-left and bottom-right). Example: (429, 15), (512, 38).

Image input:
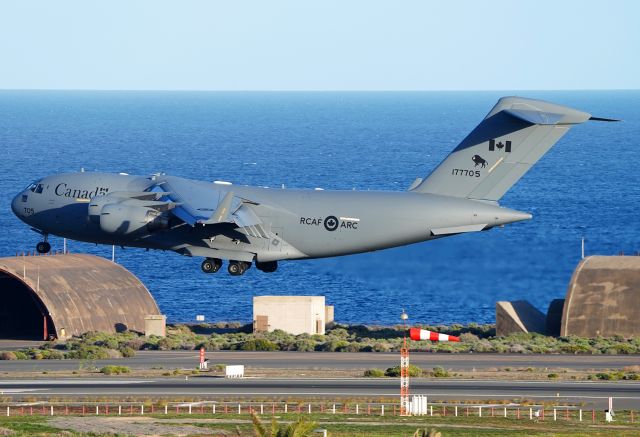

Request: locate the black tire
(228, 261), (250, 276)
(36, 241), (51, 254)
(201, 258), (222, 273)
(228, 262), (242, 276)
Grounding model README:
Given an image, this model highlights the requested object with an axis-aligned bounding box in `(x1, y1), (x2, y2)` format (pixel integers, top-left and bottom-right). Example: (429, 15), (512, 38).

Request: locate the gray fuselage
(11, 172), (530, 263)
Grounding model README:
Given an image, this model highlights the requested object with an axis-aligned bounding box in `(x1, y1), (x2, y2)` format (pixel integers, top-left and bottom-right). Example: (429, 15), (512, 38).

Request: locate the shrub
(125, 338), (146, 350)
(320, 340), (350, 352)
(594, 371), (625, 381)
(100, 365), (131, 375)
(339, 342), (361, 352)
(119, 346), (136, 358)
(509, 344), (526, 354)
(431, 366), (451, 378)
(157, 338), (179, 351)
(240, 339), (278, 351)
(97, 338), (119, 350)
(385, 365), (423, 377)
(66, 345), (110, 360)
(294, 339), (316, 352)
(179, 342), (196, 351)
(40, 350), (65, 360)
(459, 333), (480, 343)
(547, 373), (559, 379)
(372, 342), (392, 352)
(558, 341), (593, 354)
(363, 368), (385, 378)
(0, 351), (17, 360)
(13, 351), (28, 360)
(326, 327), (350, 339)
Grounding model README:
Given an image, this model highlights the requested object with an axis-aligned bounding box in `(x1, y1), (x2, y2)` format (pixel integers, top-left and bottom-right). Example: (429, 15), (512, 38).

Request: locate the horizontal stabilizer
(431, 223), (487, 236)
(589, 116), (621, 122)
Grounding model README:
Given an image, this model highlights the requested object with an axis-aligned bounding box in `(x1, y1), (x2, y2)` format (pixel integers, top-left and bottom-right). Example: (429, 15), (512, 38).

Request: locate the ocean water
(0, 90), (638, 325)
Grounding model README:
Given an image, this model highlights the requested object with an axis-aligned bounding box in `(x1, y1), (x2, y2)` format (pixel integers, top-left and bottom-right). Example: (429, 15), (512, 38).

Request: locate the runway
(0, 351), (637, 372)
(1, 377), (638, 409)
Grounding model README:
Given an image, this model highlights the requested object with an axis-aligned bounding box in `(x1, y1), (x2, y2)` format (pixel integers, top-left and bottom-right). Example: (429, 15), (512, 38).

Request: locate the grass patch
(363, 368), (385, 378)
(100, 365), (131, 375)
(0, 416), (62, 434)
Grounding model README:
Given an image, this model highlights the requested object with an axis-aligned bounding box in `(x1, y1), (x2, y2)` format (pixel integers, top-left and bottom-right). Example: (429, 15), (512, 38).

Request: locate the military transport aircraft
(11, 97), (614, 276)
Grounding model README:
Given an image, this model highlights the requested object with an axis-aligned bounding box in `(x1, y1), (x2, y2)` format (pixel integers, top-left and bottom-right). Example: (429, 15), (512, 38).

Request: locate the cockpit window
(24, 181), (43, 193)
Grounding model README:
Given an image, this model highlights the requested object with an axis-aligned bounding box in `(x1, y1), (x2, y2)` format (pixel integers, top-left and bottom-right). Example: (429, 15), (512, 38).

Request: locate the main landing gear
(201, 258), (248, 276)
(201, 258), (278, 276)
(36, 234), (51, 254)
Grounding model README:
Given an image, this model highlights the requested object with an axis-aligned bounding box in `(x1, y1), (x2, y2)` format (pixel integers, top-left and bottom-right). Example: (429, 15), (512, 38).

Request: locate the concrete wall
(253, 296), (326, 335)
(561, 256), (640, 338)
(325, 305), (334, 325)
(496, 300), (545, 336)
(145, 315), (167, 337)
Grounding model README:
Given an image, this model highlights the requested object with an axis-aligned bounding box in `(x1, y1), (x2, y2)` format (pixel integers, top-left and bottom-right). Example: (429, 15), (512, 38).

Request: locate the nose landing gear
(36, 235), (51, 254)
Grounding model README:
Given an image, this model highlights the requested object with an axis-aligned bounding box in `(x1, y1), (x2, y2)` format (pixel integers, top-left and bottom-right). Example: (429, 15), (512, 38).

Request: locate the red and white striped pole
(409, 328), (460, 342)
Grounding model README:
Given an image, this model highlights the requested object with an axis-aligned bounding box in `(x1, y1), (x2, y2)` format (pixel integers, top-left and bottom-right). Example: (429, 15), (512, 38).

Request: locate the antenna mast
(400, 309), (409, 416)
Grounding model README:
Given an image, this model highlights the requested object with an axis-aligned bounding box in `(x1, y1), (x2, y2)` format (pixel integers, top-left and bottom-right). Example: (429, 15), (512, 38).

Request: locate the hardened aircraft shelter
(0, 253), (160, 340)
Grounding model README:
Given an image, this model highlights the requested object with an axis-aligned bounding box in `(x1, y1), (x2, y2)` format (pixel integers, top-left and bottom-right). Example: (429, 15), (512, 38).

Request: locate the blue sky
(1, 1), (638, 90)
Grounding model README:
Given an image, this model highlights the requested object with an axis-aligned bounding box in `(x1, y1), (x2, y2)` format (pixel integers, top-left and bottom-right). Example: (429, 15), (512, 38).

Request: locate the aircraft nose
(11, 193), (22, 217)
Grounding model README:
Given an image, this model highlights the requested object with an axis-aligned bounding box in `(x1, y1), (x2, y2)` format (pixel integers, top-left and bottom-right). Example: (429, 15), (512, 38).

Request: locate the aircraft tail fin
(411, 97), (617, 201)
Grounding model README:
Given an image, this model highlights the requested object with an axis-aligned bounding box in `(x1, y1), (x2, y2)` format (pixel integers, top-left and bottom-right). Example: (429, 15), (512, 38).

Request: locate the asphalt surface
(0, 351), (638, 372)
(0, 377), (638, 409)
(1, 351), (638, 409)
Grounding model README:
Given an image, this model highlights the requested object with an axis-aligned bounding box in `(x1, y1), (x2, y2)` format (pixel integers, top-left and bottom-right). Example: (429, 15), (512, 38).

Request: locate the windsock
(409, 327), (460, 342)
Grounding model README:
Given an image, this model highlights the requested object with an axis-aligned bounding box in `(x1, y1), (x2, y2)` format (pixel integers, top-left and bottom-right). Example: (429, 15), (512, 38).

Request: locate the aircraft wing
(157, 176), (268, 237)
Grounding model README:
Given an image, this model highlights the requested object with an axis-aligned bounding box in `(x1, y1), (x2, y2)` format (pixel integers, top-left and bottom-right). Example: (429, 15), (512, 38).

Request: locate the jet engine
(99, 204), (169, 235)
(88, 194), (171, 236)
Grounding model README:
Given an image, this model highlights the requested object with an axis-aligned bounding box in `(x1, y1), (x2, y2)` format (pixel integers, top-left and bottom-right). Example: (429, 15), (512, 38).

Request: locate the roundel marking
(324, 215), (339, 231)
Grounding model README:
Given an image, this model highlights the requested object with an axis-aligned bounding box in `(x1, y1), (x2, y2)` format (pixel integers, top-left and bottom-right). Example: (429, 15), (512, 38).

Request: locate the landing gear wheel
(228, 261), (250, 276)
(36, 241), (51, 254)
(201, 258), (222, 273)
(256, 261), (278, 273)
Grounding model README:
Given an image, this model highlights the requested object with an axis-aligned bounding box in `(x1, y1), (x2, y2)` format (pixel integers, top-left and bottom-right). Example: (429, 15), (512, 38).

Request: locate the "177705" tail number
(451, 169), (480, 177)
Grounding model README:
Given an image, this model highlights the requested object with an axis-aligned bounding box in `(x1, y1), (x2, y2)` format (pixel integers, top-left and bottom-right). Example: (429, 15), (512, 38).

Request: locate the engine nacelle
(99, 204), (169, 236)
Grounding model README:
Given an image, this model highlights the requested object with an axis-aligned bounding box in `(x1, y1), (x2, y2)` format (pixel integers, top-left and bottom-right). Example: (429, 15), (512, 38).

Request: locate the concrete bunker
(496, 255), (640, 338)
(561, 255), (640, 337)
(0, 253), (161, 340)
